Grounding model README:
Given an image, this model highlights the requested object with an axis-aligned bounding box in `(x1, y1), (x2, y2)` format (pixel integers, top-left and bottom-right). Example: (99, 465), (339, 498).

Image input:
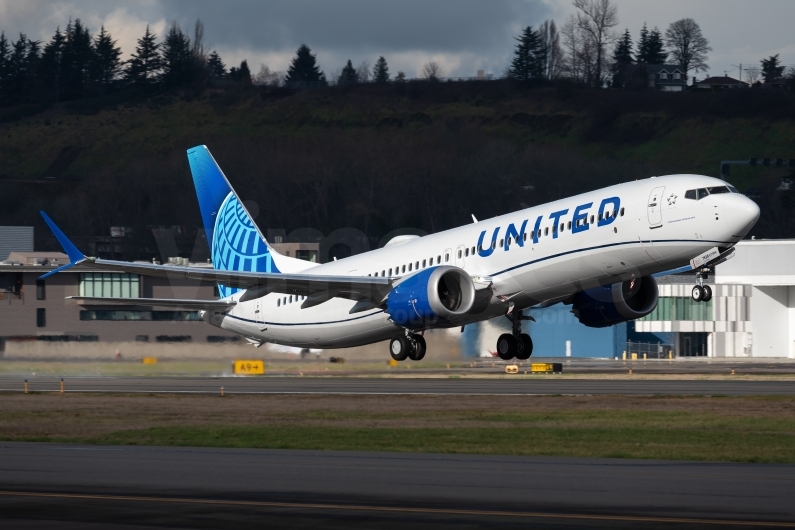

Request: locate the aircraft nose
(725, 194), (760, 233)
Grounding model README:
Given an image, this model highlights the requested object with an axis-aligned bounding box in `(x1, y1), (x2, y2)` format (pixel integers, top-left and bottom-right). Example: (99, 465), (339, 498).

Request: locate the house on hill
(696, 76), (748, 90)
(646, 64), (687, 91)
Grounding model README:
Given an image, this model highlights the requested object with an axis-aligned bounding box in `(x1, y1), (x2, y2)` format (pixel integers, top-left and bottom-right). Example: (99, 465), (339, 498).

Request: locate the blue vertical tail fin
(187, 145), (280, 297)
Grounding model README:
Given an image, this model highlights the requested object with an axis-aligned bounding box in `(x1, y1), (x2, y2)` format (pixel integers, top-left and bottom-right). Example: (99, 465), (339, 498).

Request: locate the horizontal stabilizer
(66, 296), (237, 310)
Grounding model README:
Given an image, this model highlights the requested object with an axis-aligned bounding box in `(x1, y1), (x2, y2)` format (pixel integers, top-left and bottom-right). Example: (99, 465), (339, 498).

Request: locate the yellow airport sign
(531, 363), (563, 373)
(233, 360), (265, 375)
(142, 357), (157, 364)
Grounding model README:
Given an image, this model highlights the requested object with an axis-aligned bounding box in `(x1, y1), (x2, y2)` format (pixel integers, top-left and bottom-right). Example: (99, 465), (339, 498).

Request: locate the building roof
(3, 251), (68, 266)
(0, 226), (34, 261)
(697, 76), (746, 86)
(646, 64), (684, 74)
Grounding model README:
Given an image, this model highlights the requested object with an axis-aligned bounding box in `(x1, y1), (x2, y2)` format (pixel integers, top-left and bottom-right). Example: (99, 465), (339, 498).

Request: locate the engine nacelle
(385, 266), (476, 329)
(571, 276), (659, 328)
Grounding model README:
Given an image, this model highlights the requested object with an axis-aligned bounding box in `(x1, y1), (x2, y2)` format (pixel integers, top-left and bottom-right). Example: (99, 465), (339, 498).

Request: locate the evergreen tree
(509, 26), (545, 81)
(0, 32), (8, 84)
(228, 60), (252, 85)
(284, 44), (326, 87)
(61, 19), (93, 100)
(638, 25), (666, 65)
(338, 59), (359, 85)
(39, 27), (65, 102)
(91, 25), (121, 94)
(207, 50), (225, 78)
(4, 34), (40, 103)
(610, 28), (634, 88)
(637, 23), (649, 63)
(125, 25), (162, 87)
(372, 56), (389, 83)
(160, 22), (192, 88)
(761, 54), (785, 82)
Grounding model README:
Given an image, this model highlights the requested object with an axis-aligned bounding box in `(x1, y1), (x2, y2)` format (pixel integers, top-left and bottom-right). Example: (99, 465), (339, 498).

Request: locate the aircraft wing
(70, 257), (393, 305)
(66, 296), (238, 310)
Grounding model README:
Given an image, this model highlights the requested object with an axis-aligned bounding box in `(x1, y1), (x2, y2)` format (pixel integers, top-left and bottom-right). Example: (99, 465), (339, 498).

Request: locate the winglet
(39, 211), (86, 278)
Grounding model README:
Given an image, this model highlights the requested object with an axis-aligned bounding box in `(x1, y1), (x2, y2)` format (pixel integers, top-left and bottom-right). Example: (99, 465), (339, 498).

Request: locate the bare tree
(253, 64), (282, 86)
(664, 18), (711, 77)
(572, 0), (619, 87)
(192, 19), (205, 60)
(356, 60), (371, 82)
(421, 61), (445, 80)
(539, 20), (563, 79)
(560, 15), (596, 84)
(744, 67), (761, 85)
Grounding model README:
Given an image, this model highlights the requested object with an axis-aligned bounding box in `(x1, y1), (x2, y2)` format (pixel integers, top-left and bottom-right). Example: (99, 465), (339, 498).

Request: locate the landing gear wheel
(515, 334), (533, 360)
(691, 285), (705, 302)
(702, 285), (712, 302)
(389, 335), (410, 361)
(408, 335), (426, 361)
(497, 334), (517, 360)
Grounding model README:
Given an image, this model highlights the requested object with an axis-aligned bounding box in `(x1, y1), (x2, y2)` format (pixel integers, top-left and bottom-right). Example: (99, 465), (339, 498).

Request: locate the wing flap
(67, 297), (237, 310)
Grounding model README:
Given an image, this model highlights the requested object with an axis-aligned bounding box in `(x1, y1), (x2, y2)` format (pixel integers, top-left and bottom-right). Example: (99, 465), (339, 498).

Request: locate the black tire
(389, 335), (409, 361)
(691, 285), (705, 302)
(497, 333), (516, 360)
(702, 285), (713, 302)
(408, 335), (426, 361)
(516, 334), (533, 360)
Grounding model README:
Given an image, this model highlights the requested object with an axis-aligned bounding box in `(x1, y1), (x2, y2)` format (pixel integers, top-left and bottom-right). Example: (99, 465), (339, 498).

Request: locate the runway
(1, 442), (793, 529)
(2, 375), (794, 396)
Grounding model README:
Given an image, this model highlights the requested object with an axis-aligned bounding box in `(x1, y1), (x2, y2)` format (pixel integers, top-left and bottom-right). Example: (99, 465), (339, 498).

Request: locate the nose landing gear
(692, 268), (713, 303)
(496, 310), (535, 360)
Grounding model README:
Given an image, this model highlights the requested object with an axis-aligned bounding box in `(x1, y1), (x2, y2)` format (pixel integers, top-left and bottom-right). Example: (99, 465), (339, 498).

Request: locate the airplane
(39, 145), (760, 361)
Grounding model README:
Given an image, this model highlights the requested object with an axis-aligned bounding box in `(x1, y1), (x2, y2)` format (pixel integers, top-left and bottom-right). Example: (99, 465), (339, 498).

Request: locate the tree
(356, 60), (371, 83)
(3, 34), (40, 103)
(394, 71), (406, 82)
(665, 18), (711, 76)
(228, 60), (252, 85)
(91, 25), (122, 94)
(572, 0), (619, 87)
(61, 19), (93, 100)
(207, 51), (225, 79)
(538, 20), (562, 79)
(761, 54), (785, 83)
(284, 44), (326, 87)
(637, 24), (666, 65)
(39, 27), (65, 102)
(338, 59), (359, 85)
(421, 61), (445, 81)
(253, 64), (281, 86)
(611, 28), (633, 87)
(125, 25), (162, 87)
(160, 22), (192, 88)
(372, 56), (389, 83)
(509, 26), (545, 81)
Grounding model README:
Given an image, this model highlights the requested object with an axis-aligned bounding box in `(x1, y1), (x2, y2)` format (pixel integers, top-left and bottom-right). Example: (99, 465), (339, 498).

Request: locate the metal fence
(625, 341), (676, 359)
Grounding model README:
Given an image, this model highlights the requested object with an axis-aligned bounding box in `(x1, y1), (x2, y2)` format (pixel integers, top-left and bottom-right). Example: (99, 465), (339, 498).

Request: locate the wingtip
(39, 211), (86, 266)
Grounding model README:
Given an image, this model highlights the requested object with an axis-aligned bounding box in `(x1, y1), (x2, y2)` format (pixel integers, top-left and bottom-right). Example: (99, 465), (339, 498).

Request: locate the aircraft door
(255, 299), (266, 331)
(647, 186), (666, 226)
(455, 245), (466, 268)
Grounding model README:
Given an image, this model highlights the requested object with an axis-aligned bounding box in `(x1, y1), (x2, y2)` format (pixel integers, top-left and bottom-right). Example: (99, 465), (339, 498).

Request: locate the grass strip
(90, 424), (795, 463)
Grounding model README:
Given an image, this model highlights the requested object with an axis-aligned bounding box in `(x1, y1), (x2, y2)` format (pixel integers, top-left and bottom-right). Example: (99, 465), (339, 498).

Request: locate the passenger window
(544, 227), (548, 236)
(567, 221), (571, 230)
(491, 241), (496, 250)
(477, 245), (482, 253)
(620, 207), (625, 216)
(437, 256), (441, 264)
(277, 299), (280, 307)
(464, 248), (468, 257)
(590, 215), (594, 224)
(471, 246), (475, 254)
(697, 188), (709, 200)
(415, 261), (419, 269)
(458, 250), (462, 258)
(499, 239), (504, 247)
(523, 233), (527, 243)
(408, 263), (412, 271)
(445, 253), (449, 262)
(289, 296), (292, 303)
(422, 259), (427, 267)
(283, 297), (286, 305)
(389, 268), (392, 276)
(382, 270), (385, 276)
(559, 223), (564, 232)
(685, 189), (697, 200)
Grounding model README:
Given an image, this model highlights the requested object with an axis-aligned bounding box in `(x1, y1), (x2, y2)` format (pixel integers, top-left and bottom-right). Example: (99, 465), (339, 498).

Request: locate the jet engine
(571, 276), (658, 328)
(385, 266), (476, 329)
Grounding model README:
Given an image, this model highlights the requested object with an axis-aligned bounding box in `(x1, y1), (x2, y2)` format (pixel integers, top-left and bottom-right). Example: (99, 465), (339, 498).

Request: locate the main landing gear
(691, 268), (713, 303)
(390, 332), (426, 361)
(497, 309), (534, 360)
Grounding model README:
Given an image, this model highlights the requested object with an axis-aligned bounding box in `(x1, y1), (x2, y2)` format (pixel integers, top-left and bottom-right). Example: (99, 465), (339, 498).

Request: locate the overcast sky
(0, 0), (792, 81)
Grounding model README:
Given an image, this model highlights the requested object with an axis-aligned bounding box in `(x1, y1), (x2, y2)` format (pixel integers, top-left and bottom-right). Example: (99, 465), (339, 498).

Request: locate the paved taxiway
(1, 375), (794, 395)
(1, 442), (793, 529)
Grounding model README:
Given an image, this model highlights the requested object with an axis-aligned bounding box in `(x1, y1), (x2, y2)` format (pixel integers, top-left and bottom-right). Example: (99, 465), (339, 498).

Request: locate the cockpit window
(697, 188), (709, 200)
(685, 189), (696, 200)
(707, 186), (730, 195)
(727, 184), (739, 193)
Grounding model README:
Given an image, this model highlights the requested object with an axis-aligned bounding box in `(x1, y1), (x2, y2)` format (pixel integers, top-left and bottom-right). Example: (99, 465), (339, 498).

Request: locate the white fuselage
(204, 175), (759, 348)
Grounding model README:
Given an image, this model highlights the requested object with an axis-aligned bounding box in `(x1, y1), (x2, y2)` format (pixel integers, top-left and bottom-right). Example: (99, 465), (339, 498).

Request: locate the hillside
(1, 81), (794, 259)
